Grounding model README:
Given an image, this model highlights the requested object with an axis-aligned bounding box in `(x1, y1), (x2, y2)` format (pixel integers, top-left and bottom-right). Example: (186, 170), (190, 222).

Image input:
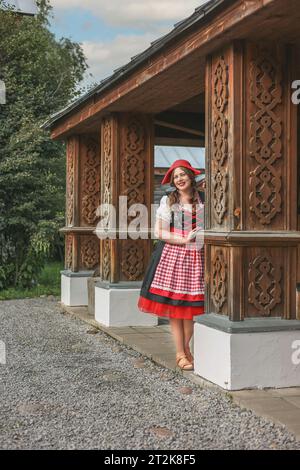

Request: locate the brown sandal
(176, 353), (194, 371)
(184, 348), (194, 366)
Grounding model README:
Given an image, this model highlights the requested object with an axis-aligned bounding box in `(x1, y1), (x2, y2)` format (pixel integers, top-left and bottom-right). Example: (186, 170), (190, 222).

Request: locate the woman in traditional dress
(137, 159), (205, 371)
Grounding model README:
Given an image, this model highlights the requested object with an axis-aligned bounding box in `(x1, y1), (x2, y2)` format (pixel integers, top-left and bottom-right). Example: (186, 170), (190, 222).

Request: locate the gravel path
(0, 298), (299, 450)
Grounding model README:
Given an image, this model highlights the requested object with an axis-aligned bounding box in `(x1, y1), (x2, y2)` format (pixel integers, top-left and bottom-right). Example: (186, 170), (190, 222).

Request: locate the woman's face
(172, 167), (192, 191)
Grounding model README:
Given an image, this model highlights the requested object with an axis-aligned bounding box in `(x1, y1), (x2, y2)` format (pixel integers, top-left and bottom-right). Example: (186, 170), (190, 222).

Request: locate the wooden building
(1, 0), (37, 16)
(43, 0), (300, 390)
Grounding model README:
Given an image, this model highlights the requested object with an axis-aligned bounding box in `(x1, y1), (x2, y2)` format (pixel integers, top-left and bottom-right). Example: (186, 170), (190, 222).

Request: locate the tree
(0, 0), (88, 288)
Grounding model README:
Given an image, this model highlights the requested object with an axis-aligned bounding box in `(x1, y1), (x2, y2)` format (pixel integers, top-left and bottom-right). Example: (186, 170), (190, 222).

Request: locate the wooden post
(100, 113), (154, 283)
(205, 40), (299, 321)
(64, 135), (79, 272)
(64, 134), (101, 272)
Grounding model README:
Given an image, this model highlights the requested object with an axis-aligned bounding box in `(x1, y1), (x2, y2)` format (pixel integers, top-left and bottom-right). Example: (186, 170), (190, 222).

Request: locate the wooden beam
(155, 137), (204, 147)
(155, 120), (205, 137)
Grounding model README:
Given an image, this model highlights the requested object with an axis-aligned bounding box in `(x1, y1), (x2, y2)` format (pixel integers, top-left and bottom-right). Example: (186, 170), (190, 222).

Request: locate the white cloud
(82, 31), (163, 84)
(50, 0), (207, 28)
(50, 0), (211, 87)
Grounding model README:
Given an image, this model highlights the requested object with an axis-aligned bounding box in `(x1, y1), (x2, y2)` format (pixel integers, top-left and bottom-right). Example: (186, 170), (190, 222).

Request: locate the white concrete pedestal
(61, 270), (94, 307)
(95, 281), (158, 327)
(194, 314), (300, 390)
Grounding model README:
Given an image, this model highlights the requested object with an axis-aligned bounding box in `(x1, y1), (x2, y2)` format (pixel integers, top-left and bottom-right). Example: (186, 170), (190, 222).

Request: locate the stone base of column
(194, 314), (300, 390)
(95, 281), (158, 327)
(61, 270), (94, 307)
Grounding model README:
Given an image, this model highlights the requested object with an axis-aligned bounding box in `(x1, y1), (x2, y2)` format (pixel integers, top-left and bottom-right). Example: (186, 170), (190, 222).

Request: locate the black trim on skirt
(139, 239), (205, 308)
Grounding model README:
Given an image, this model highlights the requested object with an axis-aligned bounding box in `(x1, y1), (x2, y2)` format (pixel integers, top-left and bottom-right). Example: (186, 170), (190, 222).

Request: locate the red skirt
(138, 297), (204, 320)
(138, 240), (205, 320)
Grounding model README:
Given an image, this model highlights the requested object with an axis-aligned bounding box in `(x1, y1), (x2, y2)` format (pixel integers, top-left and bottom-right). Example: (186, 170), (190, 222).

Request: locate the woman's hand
(185, 228), (198, 243)
(198, 179), (206, 190)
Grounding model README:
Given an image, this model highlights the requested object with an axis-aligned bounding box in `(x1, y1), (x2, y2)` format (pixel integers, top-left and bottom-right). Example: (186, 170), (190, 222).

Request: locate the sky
(49, 0), (209, 89)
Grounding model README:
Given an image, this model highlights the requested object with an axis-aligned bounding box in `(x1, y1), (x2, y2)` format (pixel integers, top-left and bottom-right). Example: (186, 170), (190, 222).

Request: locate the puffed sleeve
(156, 195), (172, 223)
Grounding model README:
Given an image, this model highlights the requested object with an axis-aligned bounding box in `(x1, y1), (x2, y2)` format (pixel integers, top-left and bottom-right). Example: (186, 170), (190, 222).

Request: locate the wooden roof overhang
(43, 0), (300, 141)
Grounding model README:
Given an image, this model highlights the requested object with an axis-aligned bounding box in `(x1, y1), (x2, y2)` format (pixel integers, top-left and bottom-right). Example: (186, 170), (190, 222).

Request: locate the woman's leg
(169, 318), (193, 369)
(183, 319), (194, 361)
(169, 318), (185, 355)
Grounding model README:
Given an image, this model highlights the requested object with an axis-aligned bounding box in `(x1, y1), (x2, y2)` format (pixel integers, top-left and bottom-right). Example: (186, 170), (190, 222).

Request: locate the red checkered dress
(138, 191), (205, 320)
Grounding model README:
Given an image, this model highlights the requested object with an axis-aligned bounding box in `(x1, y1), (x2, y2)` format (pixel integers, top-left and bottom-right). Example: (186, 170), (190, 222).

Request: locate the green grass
(0, 261), (63, 300)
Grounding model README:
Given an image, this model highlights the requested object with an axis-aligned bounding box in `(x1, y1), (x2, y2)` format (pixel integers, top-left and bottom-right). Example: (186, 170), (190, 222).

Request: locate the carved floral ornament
(66, 138), (75, 226)
(82, 138), (100, 226)
(102, 239), (111, 281)
(211, 249), (227, 312)
(65, 235), (73, 270)
(103, 118), (112, 206)
(103, 118), (112, 157)
(122, 118), (146, 208)
(249, 47), (283, 225)
(248, 255), (282, 316)
(121, 241), (144, 281)
(214, 56), (229, 115)
(212, 56), (229, 225)
(80, 237), (99, 270)
(125, 119), (145, 154)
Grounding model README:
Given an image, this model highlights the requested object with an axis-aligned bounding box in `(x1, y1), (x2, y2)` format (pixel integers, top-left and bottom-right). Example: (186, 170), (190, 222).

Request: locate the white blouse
(155, 194), (205, 246)
(156, 193), (203, 220)
(156, 195), (172, 223)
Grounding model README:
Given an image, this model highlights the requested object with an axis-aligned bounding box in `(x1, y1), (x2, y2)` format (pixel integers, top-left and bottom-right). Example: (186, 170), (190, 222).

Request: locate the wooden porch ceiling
(62, 58), (207, 138)
(154, 108), (205, 147)
(48, 0), (300, 140)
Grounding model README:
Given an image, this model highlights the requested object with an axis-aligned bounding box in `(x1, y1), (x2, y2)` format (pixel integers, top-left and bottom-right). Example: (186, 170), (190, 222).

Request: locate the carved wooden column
(78, 135), (100, 271)
(95, 113), (156, 327)
(194, 40), (300, 389)
(99, 113), (154, 284)
(99, 115), (117, 282)
(65, 135), (79, 272)
(63, 134), (100, 273)
(205, 40), (299, 321)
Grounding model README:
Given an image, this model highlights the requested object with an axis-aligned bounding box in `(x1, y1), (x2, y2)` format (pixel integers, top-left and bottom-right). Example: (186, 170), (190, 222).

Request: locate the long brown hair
(167, 167), (199, 212)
